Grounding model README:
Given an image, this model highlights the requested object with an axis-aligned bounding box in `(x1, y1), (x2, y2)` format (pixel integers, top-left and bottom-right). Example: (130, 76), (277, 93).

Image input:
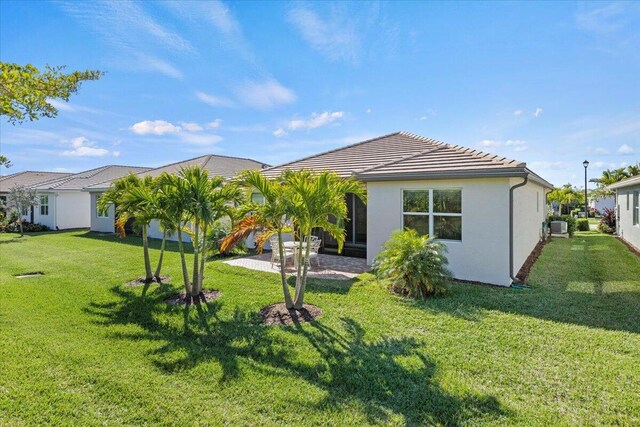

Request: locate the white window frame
(97, 204), (110, 219)
(40, 195), (49, 216)
(633, 191), (639, 226)
(401, 188), (463, 242)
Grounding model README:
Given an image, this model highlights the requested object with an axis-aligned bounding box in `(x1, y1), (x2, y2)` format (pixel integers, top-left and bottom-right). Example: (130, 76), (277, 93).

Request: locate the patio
(223, 252), (369, 280)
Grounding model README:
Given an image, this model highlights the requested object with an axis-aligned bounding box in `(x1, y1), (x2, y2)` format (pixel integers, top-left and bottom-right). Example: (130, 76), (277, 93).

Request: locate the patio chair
(270, 236), (295, 267)
(307, 239), (322, 268)
(304, 235), (320, 243)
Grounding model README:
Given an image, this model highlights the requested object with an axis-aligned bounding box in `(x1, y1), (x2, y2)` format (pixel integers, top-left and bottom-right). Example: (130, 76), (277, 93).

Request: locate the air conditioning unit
(551, 221), (568, 234)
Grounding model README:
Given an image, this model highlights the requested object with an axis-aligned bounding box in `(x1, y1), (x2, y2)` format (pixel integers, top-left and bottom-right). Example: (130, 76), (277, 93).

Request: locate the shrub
(598, 208), (616, 234)
(373, 229), (452, 299)
(548, 215), (577, 237)
(0, 220), (50, 233)
(576, 218), (590, 231)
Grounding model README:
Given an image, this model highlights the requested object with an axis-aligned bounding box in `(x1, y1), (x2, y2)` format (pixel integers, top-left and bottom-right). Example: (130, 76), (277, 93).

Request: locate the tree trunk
(293, 229), (312, 309)
(176, 226), (191, 296)
(154, 232), (166, 281)
(142, 226), (153, 283)
(277, 227), (294, 308)
(18, 219), (23, 237)
(191, 223), (200, 298)
(198, 223), (208, 298)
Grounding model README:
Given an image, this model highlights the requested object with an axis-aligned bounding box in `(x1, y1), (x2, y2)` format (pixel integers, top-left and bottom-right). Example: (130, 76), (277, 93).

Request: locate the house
(263, 131), (553, 286)
(85, 154), (268, 238)
(610, 175), (640, 251)
(0, 171), (73, 222)
(589, 194), (615, 214)
(30, 165), (150, 230)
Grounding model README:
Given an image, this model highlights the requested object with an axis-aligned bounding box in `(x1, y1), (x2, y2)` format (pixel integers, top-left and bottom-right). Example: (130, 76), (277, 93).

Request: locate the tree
(220, 170), (295, 308)
(5, 185), (39, 237)
(0, 62), (104, 125)
(285, 170), (366, 309)
(98, 175), (158, 283)
(547, 184), (584, 214)
(0, 155), (11, 169)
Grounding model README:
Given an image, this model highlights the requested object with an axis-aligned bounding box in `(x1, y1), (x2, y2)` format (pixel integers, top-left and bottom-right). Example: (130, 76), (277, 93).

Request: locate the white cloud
(618, 144), (635, 154)
(234, 79), (296, 109)
(533, 108), (543, 117)
(130, 120), (181, 135)
(513, 109), (523, 116)
(593, 147), (610, 155)
(288, 111), (345, 131)
(195, 91), (234, 107)
(205, 119), (222, 129)
(49, 99), (75, 112)
(273, 128), (288, 138)
(180, 122), (203, 132)
(576, 3), (626, 34)
(112, 151), (121, 157)
(287, 7), (359, 63)
(419, 109), (437, 121)
(366, 108), (372, 114)
(57, 1), (191, 79)
(61, 137), (110, 157)
(479, 139), (500, 148)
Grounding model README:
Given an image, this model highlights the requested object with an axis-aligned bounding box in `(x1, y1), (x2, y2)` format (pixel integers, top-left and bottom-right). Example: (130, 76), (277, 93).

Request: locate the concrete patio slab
(223, 252), (369, 280)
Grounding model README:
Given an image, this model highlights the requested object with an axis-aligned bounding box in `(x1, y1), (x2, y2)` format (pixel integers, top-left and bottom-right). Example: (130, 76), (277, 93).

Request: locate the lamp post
(583, 160), (589, 218)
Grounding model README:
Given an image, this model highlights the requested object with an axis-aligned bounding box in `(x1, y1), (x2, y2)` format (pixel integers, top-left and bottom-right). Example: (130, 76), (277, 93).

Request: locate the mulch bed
(259, 303), (323, 326)
(516, 237), (550, 283)
(165, 290), (222, 306)
(617, 236), (640, 257)
(125, 275), (170, 287)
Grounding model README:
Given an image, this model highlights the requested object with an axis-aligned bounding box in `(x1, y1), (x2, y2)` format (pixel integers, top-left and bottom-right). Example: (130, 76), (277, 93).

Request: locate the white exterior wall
(33, 192), (56, 230)
(55, 191), (90, 229)
(90, 192), (115, 233)
(589, 196), (615, 214)
(147, 220), (192, 243)
(511, 179), (548, 276)
(617, 185), (640, 250)
(366, 178), (513, 286)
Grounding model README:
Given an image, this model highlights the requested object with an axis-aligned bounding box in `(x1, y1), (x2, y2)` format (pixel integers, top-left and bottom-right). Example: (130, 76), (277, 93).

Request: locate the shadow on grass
(404, 234), (640, 334)
(74, 231), (193, 254)
(84, 285), (505, 425)
(286, 275), (355, 295)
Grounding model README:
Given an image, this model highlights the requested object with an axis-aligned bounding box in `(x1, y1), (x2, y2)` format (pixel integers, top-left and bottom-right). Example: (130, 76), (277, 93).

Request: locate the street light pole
(583, 160), (589, 218)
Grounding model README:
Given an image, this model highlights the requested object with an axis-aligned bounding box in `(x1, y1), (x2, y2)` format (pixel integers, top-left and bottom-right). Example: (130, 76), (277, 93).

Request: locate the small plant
(598, 208), (616, 234)
(373, 229), (452, 299)
(576, 218), (590, 231)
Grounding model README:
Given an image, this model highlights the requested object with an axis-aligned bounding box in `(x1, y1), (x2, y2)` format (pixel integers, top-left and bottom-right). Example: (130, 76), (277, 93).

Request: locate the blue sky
(1, 1), (638, 187)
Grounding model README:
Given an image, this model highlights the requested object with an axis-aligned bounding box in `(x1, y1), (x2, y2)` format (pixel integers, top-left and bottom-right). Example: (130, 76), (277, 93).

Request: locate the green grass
(0, 230), (639, 426)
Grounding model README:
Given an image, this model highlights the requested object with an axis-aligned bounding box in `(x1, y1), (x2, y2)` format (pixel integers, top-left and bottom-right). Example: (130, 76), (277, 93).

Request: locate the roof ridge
(262, 131), (405, 172)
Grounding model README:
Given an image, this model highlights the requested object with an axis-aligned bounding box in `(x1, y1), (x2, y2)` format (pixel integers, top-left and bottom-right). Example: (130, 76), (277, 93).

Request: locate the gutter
(509, 175), (529, 284)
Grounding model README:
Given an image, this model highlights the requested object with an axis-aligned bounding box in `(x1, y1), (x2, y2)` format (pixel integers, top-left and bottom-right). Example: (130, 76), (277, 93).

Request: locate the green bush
(576, 218), (590, 231)
(548, 215), (577, 237)
(373, 229), (452, 299)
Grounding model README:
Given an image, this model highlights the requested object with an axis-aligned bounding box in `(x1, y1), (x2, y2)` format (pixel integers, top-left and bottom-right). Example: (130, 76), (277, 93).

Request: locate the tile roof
(263, 131), (552, 187)
(33, 165), (150, 191)
(0, 171), (73, 192)
(85, 154), (268, 190)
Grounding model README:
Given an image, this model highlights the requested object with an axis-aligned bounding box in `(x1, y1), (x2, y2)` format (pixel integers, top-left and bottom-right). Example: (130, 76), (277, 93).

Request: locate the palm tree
(220, 170), (295, 308)
(284, 170), (366, 309)
(98, 175), (157, 283)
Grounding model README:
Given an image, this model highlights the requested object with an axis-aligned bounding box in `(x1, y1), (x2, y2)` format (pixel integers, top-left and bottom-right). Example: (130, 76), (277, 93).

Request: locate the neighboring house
(85, 154), (268, 238)
(0, 171), (73, 221)
(589, 194), (615, 214)
(31, 165), (150, 230)
(610, 175), (640, 251)
(263, 131), (553, 287)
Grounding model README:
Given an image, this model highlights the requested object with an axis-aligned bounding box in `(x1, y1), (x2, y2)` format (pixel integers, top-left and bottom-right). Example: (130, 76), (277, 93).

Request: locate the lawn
(0, 230), (638, 426)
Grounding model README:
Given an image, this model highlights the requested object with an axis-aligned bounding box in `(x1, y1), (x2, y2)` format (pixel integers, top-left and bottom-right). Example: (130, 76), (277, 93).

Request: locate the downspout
(509, 175), (528, 285)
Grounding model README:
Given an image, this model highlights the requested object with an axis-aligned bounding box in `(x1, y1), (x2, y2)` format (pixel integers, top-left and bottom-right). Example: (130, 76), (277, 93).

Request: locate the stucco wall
(366, 178), (512, 286)
(55, 191), (90, 229)
(90, 192), (115, 233)
(617, 185), (640, 250)
(511, 179), (548, 277)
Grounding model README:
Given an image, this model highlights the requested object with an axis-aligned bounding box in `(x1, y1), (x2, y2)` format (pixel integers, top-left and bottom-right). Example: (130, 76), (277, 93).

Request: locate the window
(40, 195), (49, 216)
(402, 189), (462, 241)
(634, 191), (639, 226)
(22, 207), (29, 216)
(97, 205), (109, 218)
